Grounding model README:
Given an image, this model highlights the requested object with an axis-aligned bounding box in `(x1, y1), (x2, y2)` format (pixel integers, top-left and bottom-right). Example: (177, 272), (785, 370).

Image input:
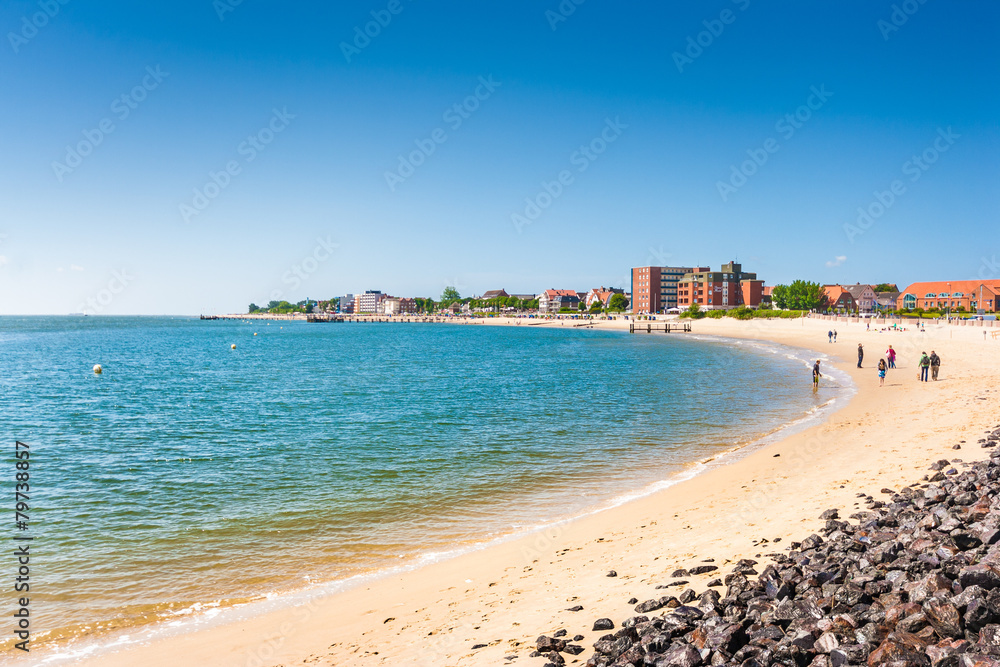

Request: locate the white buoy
(254, 333), (258, 336)
(93, 364), (102, 374)
(231, 344), (236, 349)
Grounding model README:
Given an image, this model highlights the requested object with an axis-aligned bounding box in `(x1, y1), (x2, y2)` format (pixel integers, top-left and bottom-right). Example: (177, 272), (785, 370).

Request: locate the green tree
(248, 303), (261, 313)
(772, 280), (824, 310)
(526, 299), (539, 310)
(874, 283), (897, 292)
(589, 299), (604, 313)
(680, 302), (704, 319)
(441, 286), (461, 302)
(608, 293), (630, 312)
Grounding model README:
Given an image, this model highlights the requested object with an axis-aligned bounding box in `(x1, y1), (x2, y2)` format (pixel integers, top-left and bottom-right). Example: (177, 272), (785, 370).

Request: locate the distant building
(538, 289), (580, 313)
(632, 266), (708, 313)
(874, 291), (901, 312)
(822, 286), (857, 312)
(676, 262), (764, 310)
(842, 284), (876, 313)
(339, 294), (355, 314)
(356, 290), (385, 314)
(585, 287), (624, 309)
(481, 289), (509, 300)
(897, 280), (1000, 313)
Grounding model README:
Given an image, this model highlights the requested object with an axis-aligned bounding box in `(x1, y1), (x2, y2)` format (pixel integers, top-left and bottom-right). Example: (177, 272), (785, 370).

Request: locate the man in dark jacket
(930, 350), (941, 380)
(857, 343), (864, 368)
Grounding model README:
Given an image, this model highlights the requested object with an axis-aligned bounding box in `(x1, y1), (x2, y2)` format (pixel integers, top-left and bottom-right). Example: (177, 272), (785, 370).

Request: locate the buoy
(93, 364), (102, 374)
(231, 344), (236, 349)
(254, 333), (258, 336)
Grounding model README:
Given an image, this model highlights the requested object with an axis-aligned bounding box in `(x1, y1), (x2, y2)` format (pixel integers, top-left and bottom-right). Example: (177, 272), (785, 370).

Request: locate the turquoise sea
(0, 317), (849, 660)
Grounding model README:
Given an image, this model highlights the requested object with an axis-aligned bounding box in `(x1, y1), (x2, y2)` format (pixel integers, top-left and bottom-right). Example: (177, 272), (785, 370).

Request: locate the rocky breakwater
(529, 424), (1000, 667)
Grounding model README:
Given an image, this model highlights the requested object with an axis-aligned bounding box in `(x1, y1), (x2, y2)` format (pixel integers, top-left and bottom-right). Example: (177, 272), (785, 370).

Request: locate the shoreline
(28, 317), (1000, 666)
(20, 329), (846, 665)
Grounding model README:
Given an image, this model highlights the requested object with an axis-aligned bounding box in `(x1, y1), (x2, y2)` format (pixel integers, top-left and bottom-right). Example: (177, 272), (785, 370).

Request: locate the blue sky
(1, 0), (997, 314)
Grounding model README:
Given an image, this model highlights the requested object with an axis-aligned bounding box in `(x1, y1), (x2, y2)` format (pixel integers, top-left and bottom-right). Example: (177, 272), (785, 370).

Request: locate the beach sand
(61, 316), (1000, 667)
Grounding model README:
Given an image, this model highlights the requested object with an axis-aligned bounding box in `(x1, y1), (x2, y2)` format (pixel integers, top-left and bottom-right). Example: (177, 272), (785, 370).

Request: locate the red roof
(544, 289), (578, 298)
(899, 280), (1000, 296)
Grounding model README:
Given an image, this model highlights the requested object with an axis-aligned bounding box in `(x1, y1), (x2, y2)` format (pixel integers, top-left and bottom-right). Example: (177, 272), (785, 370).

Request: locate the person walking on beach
(813, 360), (822, 390)
(919, 351), (930, 382)
(886, 345), (896, 369)
(828, 330), (833, 343)
(857, 343), (864, 368)
(930, 350), (941, 380)
(877, 358), (887, 387)
(833, 329), (838, 342)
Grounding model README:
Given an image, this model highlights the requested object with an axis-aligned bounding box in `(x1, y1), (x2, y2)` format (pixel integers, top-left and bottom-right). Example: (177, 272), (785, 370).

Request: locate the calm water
(0, 317), (845, 659)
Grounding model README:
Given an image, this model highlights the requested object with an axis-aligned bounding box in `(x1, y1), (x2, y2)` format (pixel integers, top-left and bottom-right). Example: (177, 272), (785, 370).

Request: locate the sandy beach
(60, 316), (1000, 667)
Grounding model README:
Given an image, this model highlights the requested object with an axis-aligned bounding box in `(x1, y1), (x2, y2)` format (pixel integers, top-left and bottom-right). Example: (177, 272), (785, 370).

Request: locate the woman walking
(885, 345), (896, 369)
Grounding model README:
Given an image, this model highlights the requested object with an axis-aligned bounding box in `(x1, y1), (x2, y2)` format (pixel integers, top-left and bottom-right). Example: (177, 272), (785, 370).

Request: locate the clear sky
(1, 0), (997, 314)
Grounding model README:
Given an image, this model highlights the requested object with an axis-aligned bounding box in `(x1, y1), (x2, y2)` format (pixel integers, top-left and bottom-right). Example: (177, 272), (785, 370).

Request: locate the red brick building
(897, 280), (1000, 313)
(676, 262), (765, 309)
(631, 265), (708, 313)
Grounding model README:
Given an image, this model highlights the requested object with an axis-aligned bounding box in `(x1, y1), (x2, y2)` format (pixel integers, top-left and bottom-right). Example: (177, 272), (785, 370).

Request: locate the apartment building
(676, 262), (765, 309)
(355, 290), (385, 314)
(631, 265), (708, 313)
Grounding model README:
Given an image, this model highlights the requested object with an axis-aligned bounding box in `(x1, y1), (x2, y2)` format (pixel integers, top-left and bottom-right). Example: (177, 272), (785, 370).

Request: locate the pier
(629, 321), (692, 334)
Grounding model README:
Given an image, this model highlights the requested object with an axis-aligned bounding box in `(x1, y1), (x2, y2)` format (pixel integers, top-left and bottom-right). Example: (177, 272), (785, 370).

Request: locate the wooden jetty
(306, 314), (344, 323)
(629, 321), (692, 334)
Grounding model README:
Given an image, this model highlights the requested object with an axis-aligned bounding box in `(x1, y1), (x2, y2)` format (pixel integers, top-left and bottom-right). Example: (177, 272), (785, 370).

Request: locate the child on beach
(877, 358), (887, 387)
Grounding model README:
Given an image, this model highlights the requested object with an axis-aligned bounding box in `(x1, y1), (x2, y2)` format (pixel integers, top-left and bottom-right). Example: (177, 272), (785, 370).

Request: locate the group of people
(812, 342), (942, 389)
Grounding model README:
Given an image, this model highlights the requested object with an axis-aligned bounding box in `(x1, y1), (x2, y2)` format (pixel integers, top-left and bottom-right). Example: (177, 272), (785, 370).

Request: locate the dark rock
(537, 636), (567, 653)
(925, 597), (963, 637)
(868, 632), (931, 666)
(657, 643), (702, 667)
(593, 618), (615, 631)
(689, 565), (718, 576)
(567, 605), (584, 612)
(607, 570), (617, 578)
